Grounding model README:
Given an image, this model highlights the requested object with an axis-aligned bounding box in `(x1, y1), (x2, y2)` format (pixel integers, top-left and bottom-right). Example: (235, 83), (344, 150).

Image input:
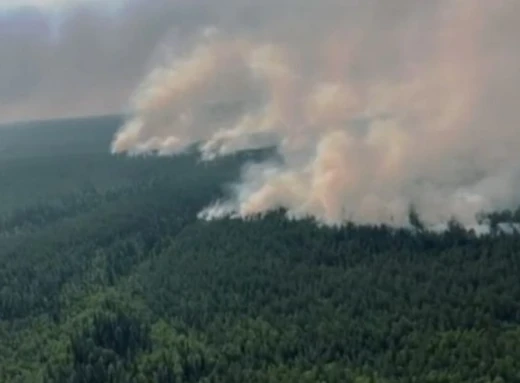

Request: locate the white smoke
(111, 0), (520, 227)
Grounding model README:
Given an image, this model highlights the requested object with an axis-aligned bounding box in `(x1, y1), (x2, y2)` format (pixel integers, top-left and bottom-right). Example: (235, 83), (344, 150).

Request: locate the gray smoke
(110, 0), (520, 227)
(0, 0), (213, 123)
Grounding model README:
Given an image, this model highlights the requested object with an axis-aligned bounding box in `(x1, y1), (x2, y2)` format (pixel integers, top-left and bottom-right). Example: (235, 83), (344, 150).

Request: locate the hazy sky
(3, 0), (517, 126)
(0, 0), (76, 9)
(0, 0), (206, 123)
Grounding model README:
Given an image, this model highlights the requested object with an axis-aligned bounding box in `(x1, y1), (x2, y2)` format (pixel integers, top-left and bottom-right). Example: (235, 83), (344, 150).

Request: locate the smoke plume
(111, 0), (520, 227)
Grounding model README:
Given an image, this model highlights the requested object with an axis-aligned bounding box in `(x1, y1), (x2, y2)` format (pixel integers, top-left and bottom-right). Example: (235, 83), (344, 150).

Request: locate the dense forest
(0, 116), (519, 382)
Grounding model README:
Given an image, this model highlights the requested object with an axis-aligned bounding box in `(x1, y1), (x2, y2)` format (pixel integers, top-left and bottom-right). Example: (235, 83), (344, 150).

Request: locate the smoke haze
(111, 0), (520, 227)
(0, 0), (211, 122)
(4, 0), (518, 227)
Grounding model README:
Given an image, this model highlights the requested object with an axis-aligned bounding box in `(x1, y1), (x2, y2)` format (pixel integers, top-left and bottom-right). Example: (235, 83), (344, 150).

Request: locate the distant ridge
(0, 114), (123, 130)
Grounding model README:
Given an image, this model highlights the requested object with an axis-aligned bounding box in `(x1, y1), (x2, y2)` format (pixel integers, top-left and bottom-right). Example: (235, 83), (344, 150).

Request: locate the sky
(0, 0), (73, 9)
(0, 0), (196, 123)
(2, 0), (516, 125)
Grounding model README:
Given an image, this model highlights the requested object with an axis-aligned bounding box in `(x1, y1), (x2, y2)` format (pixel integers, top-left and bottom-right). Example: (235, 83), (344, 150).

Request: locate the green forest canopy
(0, 116), (519, 382)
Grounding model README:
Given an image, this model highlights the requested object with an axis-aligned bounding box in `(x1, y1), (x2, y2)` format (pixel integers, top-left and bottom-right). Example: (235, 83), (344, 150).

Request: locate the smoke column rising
(111, 0), (520, 227)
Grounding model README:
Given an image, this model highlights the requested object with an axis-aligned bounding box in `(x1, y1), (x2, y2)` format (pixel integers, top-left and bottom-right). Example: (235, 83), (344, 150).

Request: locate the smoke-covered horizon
(0, 0), (218, 123)
(5, 1), (517, 227)
(111, 0), (520, 227)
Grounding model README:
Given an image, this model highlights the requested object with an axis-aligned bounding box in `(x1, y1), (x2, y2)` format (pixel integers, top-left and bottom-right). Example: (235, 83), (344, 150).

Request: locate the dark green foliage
(1, 117), (520, 382)
(408, 205), (424, 232)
